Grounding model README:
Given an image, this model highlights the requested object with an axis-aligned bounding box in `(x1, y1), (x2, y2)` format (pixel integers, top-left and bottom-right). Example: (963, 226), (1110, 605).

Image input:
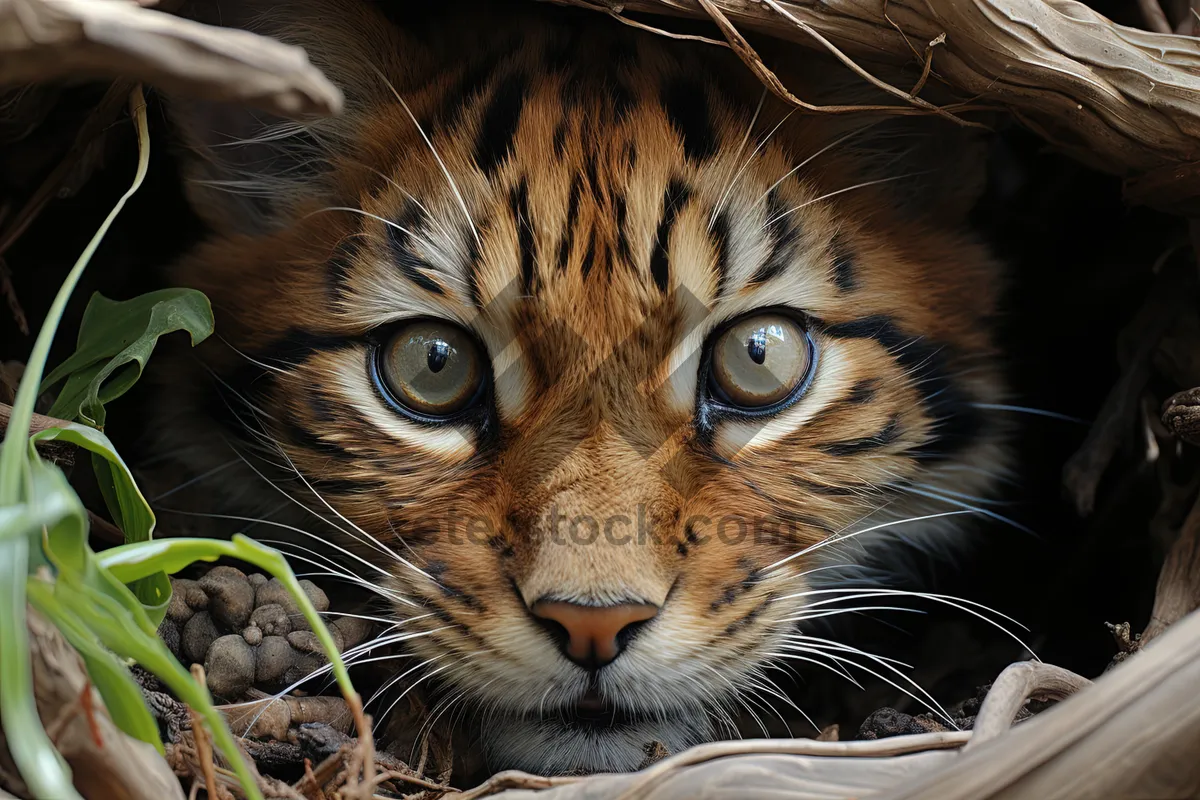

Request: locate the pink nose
(531, 600), (659, 668)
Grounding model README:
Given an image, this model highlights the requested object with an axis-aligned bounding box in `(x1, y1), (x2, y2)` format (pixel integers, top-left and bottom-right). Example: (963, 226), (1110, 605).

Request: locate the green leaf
(44, 288), (214, 427)
(30, 424), (153, 543)
(26, 580), (164, 754)
(29, 424), (169, 618)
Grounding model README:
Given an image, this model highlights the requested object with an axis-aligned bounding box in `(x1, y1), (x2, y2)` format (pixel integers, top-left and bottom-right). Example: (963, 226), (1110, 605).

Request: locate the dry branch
(0, 610), (186, 800)
(964, 663), (1091, 749)
(0, 0), (342, 118)
(1141, 491), (1200, 644)
(546, 0), (1200, 208)
(479, 608), (1200, 798)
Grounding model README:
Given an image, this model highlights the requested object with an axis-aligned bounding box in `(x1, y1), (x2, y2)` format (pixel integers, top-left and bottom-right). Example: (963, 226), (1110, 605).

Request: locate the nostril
(530, 599), (659, 669)
(531, 614), (571, 654)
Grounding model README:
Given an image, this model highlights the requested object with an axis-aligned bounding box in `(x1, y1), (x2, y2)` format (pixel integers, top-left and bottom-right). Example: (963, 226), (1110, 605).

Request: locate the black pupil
(427, 339), (451, 373)
(747, 329), (768, 365)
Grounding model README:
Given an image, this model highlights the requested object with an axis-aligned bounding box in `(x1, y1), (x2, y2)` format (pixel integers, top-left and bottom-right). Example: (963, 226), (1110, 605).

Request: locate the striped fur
(152, 0), (1008, 774)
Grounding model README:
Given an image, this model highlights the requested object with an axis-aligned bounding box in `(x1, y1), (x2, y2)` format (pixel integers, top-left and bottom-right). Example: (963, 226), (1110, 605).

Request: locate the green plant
(0, 86), (365, 800)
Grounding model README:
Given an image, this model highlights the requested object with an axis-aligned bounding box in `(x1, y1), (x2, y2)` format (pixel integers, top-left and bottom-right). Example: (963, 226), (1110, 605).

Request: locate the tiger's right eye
(377, 320), (485, 419)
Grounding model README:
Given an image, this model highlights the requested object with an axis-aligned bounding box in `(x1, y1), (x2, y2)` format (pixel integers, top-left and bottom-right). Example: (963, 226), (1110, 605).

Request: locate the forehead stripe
(386, 201), (447, 296)
(510, 178), (538, 295)
(661, 76), (716, 161)
(651, 178), (692, 293)
(830, 232), (858, 292)
(557, 174), (582, 273)
(474, 71), (528, 177)
(748, 188), (801, 286)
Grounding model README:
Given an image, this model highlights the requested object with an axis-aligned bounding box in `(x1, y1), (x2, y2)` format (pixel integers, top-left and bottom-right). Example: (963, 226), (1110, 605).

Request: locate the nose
(531, 599), (659, 669)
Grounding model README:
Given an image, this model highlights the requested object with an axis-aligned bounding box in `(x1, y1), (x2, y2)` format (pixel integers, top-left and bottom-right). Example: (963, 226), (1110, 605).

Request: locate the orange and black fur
(154, 0), (1009, 773)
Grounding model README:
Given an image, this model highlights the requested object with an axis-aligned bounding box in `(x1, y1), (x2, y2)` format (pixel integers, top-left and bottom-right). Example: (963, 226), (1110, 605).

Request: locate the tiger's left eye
(708, 313), (813, 410)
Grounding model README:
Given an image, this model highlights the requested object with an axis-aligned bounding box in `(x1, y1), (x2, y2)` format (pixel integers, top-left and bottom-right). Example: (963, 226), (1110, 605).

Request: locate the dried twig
(965, 663), (1092, 750)
(693, 0), (981, 121)
(1063, 248), (1195, 515)
(545, 0), (1200, 209)
(1141, 492), (1200, 645)
(0, 258), (27, 335)
(189, 665), (227, 800)
(454, 771), (586, 800)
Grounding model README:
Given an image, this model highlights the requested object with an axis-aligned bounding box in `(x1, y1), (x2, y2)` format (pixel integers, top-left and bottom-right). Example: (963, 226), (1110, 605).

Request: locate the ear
(164, 0), (398, 236)
(762, 42), (995, 224)
(857, 112), (993, 225)
(163, 96), (322, 235)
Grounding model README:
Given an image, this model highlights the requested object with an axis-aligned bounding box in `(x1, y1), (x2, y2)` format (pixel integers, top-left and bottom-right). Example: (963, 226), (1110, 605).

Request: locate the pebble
(204, 634), (255, 699)
(250, 603), (291, 637)
(199, 566), (255, 630)
(182, 611), (220, 665)
(255, 636), (296, 687)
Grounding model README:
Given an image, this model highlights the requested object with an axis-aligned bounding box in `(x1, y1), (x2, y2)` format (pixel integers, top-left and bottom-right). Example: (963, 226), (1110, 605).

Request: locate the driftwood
(0, 610), (185, 800)
(467, 606), (1200, 799)
(547, 0), (1200, 211)
(0, 0), (342, 118)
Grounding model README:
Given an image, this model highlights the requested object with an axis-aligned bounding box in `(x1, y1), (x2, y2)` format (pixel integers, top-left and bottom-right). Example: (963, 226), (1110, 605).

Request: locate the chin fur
(479, 713), (714, 774)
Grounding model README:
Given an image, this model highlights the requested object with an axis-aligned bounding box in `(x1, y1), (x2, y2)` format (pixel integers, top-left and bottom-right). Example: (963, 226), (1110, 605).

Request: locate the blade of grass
(0, 85), (149, 800)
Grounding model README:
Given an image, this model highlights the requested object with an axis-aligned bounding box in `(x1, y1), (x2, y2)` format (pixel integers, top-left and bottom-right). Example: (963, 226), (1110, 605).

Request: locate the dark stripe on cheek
(711, 209), (732, 299)
(581, 227), (597, 279)
(510, 179), (538, 295)
(749, 188), (802, 286)
(464, 224), (483, 310)
(819, 414), (901, 456)
(821, 316), (984, 460)
(661, 76), (717, 161)
(830, 233), (857, 292)
(552, 121), (568, 159)
(474, 72), (528, 177)
(846, 378), (879, 404)
(280, 419), (357, 461)
(650, 178), (692, 293)
(386, 199), (446, 296)
(613, 193), (632, 271)
(255, 330), (354, 367)
(557, 175), (582, 272)
(327, 239), (359, 300)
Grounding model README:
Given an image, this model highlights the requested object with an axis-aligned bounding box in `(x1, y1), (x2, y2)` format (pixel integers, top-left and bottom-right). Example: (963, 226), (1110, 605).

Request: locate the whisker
(763, 510), (974, 573)
(708, 88), (767, 230)
(900, 485), (1037, 536)
(777, 641), (956, 728)
(148, 459), (238, 502)
(779, 587), (1034, 655)
(766, 172), (929, 226)
(971, 402), (1088, 425)
(367, 63), (482, 249)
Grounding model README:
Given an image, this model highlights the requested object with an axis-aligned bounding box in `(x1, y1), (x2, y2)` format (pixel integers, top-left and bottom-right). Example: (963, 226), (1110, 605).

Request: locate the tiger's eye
(379, 321), (484, 416)
(709, 313), (812, 409)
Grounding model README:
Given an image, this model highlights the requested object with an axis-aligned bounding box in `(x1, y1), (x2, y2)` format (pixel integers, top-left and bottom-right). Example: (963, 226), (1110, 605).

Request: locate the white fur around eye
(326, 346), (475, 459)
(713, 336), (851, 455)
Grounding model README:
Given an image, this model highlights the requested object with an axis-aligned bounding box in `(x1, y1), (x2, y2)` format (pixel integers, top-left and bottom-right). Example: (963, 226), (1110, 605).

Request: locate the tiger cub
(152, 0), (1008, 774)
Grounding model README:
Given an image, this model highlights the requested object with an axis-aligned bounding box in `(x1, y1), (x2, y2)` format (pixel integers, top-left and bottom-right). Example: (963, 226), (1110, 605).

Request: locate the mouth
(559, 689), (645, 729)
(476, 691), (714, 773)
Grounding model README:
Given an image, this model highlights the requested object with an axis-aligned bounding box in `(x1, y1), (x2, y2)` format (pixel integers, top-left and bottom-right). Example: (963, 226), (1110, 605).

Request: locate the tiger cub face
(158, 0), (1007, 773)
